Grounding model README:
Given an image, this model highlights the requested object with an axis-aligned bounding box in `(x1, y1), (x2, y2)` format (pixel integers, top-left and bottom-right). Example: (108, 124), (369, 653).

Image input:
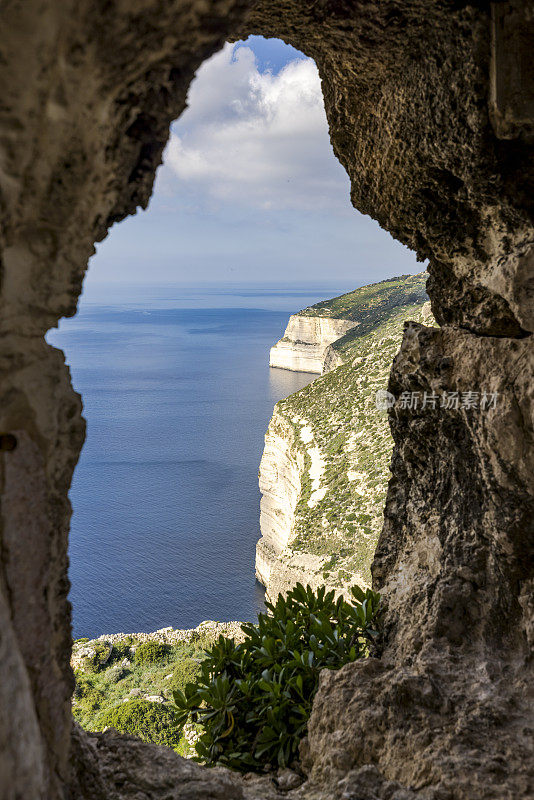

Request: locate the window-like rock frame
(0, 1), (532, 798)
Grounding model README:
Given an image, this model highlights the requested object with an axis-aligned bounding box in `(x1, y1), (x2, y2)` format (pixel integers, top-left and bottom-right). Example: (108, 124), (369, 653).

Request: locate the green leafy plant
(173, 584), (381, 772)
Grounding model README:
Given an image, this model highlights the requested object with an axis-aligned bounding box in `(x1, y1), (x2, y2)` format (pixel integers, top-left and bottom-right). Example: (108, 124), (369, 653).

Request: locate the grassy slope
(298, 272), (428, 322)
(272, 274), (432, 588)
(71, 629), (237, 755)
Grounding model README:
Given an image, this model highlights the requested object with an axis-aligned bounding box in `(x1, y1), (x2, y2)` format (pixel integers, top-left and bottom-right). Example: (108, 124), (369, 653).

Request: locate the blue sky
(83, 37), (421, 298)
(234, 36), (304, 73)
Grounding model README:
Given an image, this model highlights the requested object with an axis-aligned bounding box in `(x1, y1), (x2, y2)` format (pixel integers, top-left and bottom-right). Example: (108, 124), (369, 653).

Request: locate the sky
(83, 36), (422, 298)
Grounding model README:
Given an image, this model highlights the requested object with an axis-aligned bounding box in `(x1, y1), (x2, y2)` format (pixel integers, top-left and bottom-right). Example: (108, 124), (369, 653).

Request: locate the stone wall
(0, 1), (532, 798)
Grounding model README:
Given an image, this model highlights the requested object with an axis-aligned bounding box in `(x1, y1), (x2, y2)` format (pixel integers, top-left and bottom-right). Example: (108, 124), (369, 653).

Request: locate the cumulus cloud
(161, 44), (350, 211)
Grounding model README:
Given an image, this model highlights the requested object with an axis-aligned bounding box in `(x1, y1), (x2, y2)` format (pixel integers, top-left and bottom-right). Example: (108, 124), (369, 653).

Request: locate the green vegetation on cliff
(71, 623), (243, 756)
(266, 272), (434, 590)
(72, 588), (381, 773)
(299, 272), (427, 322)
(96, 700), (183, 749)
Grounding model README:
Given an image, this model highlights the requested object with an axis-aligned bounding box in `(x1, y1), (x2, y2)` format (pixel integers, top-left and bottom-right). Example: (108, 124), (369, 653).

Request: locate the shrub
(74, 682), (104, 713)
(168, 658), (200, 694)
(95, 699), (182, 749)
(107, 665), (128, 683)
(134, 641), (169, 665)
(73, 674), (93, 700)
(110, 641), (133, 663)
(82, 642), (112, 673)
(173, 583), (381, 772)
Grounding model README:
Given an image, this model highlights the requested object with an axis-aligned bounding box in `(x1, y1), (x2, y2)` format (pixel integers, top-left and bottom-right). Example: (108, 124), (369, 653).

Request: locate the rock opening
(0, 2), (532, 798)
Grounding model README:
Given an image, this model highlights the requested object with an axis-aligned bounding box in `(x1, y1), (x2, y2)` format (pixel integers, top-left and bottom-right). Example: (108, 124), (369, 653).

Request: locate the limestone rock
(275, 769), (304, 792)
(300, 324), (534, 799)
(270, 315), (358, 373)
(75, 727), (286, 800)
(269, 275), (428, 375)
(71, 620), (246, 655)
(256, 298), (433, 601)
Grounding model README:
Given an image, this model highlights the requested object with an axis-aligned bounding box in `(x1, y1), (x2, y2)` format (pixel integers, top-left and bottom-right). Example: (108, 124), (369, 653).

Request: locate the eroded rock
(301, 324), (534, 799)
(70, 725), (286, 800)
(0, 0), (532, 798)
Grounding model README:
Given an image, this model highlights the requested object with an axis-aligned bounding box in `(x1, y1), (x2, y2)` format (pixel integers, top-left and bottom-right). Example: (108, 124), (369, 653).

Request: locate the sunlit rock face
(257, 410), (303, 569)
(256, 409), (341, 602)
(0, 0), (532, 798)
(269, 315), (358, 373)
(257, 287), (432, 605)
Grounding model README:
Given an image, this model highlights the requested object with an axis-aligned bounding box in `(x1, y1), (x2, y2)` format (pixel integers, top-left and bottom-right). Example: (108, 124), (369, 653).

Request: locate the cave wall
(242, 0), (534, 336)
(0, 1), (532, 799)
(0, 3), (254, 796)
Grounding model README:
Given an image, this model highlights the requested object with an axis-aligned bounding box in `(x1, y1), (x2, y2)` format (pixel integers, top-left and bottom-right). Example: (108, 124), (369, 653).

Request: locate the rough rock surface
(242, 0), (534, 337)
(71, 620), (246, 670)
(302, 324), (534, 798)
(0, 0), (532, 799)
(69, 724), (287, 800)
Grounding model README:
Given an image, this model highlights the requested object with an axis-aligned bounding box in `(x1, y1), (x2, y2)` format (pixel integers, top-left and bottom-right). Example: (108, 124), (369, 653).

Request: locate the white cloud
(161, 44), (351, 211)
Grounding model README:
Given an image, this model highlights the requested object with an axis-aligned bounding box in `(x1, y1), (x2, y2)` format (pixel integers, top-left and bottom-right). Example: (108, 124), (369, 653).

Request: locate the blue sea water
(47, 285), (348, 639)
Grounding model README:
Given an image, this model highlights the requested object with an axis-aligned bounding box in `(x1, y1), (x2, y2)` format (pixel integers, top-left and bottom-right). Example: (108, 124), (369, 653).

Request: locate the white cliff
(256, 410), (302, 589)
(256, 275), (432, 602)
(256, 410), (343, 602)
(269, 314), (358, 373)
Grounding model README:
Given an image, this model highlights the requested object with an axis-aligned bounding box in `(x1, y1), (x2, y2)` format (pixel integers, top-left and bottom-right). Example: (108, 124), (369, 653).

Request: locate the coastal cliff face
(256, 410), (302, 586)
(270, 316), (357, 373)
(270, 274), (429, 374)
(256, 409), (337, 600)
(257, 282), (432, 602)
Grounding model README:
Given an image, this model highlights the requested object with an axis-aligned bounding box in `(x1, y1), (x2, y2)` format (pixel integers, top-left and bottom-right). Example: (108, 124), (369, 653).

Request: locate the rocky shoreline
(72, 619), (245, 668)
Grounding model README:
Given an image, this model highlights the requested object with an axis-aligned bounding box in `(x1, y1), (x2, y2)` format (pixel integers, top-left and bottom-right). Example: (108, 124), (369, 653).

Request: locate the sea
(47, 284), (349, 639)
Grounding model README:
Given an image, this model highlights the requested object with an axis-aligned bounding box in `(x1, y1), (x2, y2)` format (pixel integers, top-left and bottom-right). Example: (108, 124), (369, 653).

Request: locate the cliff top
(299, 272), (427, 322)
(266, 295), (435, 591)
